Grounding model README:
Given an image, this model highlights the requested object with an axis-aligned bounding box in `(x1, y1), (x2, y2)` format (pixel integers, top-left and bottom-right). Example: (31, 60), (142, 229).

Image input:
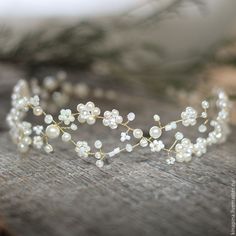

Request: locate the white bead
(140, 138), (148, 147)
(22, 136), (32, 145)
(44, 115), (53, 124)
(133, 129), (143, 139)
(201, 100), (209, 109)
(149, 126), (162, 139)
(201, 112), (207, 118)
(44, 144), (53, 153)
(175, 132), (183, 140)
(116, 116), (123, 124)
(198, 124), (207, 133)
(70, 124), (78, 130)
(43, 76), (58, 91)
(33, 106), (43, 116)
(87, 116), (96, 125)
(94, 140), (102, 149)
(18, 143), (29, 153)
(86, 101), (95, 110)
(62, 132), (71, 142)
(95, 152), (102, 159)
(153, 114), (160, 122)
(126, 144), (133, 152)
(96, 159), (104, 168)
(127, 112), (135, 121)
(46, 125), (60, 139)
(93, 107), (101, 116)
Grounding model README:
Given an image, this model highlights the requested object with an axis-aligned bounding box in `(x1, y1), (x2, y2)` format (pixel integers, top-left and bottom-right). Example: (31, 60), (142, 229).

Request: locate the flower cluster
(175, 138), (193, 162)
(75, 141), (91, 158)
(150, 140), (165, 152)
(103, 109), (123, 129)
(58, 109), (75, 125)
(77, 102), (100, 125)
(181, 107), (198, 126)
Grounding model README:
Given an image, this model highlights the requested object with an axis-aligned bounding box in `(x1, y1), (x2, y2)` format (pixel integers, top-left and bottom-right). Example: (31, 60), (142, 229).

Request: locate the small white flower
(120, 132), (131, 142)
(193, 137), (207, 157)
(58, 109), (75, 125)
(175, 138), (193, 162)
(33, 136), (44, 149)
(77, 101), (100, 125)
(20, 122), (32, 136)
(103, 109), (123, 129)
(29, 95), (40, 107)
(166, 157), (175, 165)
(149, 140), (165, 152)
(181, 107), (198, 126)
(33, 125), (44, 135)
(75, 141), (91, 158)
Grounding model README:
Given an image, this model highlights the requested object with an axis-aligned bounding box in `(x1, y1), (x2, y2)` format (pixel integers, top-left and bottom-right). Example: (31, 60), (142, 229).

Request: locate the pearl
(22, 136), (32, 145)
(87, 116), (96, 125)
(94, 140), (102, 149)
(18, 143), (29, 153)
(96, 159), (104, 168)
(127, 112), (135, 121)
(44, 115), (53, 124)
(46, 125), (60, 139)
(198, 124), (207, 133)
(86, 101), (95, 110)
(70, 124), (78, 130)
(116, 116), (123, 124)
(153, 114), (160, 122)
(201, 100), (209, 109)
(93, 107), (101, 116)
(149, 126), (162, 139)
(33, 106), (43, 116)
(126, 144), (133, 152)
(95, 152), (102, 159)
(44, 144), (53, 153)
(175, 132), (183, 140)
(133, 129), (143, 139)
(62, 132), (71, 142)
(140, 138), (148, 147)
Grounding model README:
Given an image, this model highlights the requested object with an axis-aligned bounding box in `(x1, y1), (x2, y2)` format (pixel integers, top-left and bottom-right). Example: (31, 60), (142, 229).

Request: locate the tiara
(6, 74), (231, 168)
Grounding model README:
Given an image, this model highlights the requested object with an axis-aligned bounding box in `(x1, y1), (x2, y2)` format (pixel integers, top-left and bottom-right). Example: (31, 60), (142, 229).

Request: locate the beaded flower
(181, 107), (198, 126)
(150, 140), (165, 152)
(103, 109), (123, 129)
(75, 141), (91, 158)
(77, 102), (101, 125)
(58, 109), (75, 125)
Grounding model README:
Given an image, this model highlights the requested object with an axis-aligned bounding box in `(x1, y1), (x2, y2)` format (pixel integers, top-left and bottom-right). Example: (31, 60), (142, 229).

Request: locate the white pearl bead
(149, 126), (162, 139)
(86, 101), (95, 110)
(70, 124), (78, 130)
(140, 138), (148, 147)
(62, 132), (71, 142)
(22, 136), (32, 145)
(96, 159), (104, 168)
(18, 143), (29, 153)
(44, 115), (53, 124)
(44, 144), (53, 153)
(87, 116), (96, 125)
(95, 152), (102, 159)
(126, 144), (133, 152)
(153, 114), (160, 122)
(94, 140), (102, 149)
(127, 112), (135, 121)
(198, 124), (207, 133)
(33, 106), (43, 116)
(46, 125), (60, 139)
(44, 76), (58, 91)
(116, 116), (123, 124)
(93, 107), (101, 116)
(133, 129), (143, 139)
(201, 100), (209, 109)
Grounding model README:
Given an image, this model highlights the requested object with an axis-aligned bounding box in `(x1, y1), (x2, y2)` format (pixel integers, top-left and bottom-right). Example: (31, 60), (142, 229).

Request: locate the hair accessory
(6, 75), (231, 168)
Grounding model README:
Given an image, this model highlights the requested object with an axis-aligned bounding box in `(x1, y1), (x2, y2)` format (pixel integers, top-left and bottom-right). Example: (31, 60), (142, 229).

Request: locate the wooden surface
(0, 64), (235, 236)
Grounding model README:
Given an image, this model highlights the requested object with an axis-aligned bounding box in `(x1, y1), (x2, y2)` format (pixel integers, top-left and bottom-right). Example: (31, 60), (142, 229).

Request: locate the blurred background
(0, 0), (236, 122)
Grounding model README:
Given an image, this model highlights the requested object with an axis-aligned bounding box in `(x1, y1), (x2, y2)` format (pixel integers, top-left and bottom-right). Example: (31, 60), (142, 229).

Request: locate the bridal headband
(6, 73), (231, 168)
